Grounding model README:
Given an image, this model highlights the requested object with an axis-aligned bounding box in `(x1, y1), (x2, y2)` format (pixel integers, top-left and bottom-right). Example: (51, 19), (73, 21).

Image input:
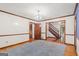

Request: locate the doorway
(29, 23), (41, 40)
(46, 20), (65, 43)
(34, 23), (41, 40)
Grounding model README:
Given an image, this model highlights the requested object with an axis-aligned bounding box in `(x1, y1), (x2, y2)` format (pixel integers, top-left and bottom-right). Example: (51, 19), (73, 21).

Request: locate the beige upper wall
(0, 11), (38, 35)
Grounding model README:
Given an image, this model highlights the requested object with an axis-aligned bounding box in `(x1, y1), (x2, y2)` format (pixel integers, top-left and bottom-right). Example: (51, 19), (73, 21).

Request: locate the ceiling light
(35, 9), (42, 20)
(14, 22), (19, 26)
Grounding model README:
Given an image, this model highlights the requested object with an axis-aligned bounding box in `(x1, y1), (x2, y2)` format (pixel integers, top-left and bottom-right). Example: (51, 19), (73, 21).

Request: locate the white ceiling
(0, 3), (76, 21)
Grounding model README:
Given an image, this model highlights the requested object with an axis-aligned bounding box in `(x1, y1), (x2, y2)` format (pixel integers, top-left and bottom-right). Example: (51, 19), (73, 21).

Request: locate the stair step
(47, 37), (57, 41)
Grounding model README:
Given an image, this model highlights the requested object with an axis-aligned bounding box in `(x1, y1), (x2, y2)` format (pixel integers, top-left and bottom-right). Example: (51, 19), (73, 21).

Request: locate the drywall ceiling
(0, 3), (76, 21)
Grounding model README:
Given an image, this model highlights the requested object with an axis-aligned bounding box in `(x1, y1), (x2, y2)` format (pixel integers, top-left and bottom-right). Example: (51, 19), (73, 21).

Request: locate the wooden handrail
(49, 23), (59, 33)
(49, 26), (60, 39)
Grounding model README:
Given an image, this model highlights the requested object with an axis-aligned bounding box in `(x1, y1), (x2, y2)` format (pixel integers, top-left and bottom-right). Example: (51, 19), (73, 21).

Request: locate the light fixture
(14, 22), (19, 26)
(35, 9), (42, 20)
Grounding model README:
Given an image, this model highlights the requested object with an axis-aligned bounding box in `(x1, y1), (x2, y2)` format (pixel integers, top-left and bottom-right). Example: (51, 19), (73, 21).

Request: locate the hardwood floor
(47, 37), (77, 56)
(47, 37), (57, 41)
(64, 45), (76, 56)
(0, 39), (77, 56)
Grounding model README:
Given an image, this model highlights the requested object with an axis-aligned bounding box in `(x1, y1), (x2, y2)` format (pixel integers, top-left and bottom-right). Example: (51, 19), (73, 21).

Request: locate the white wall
(65, 16), (74, 34)
(0, 35), (29, 48)
(41, 22), (46, 39)
(0, 12), (30, 33)
(65, 16), (75, 44)
(47, 31), (55, 37)
(32, 23), (35, 39)
(0, 12), (35, 48)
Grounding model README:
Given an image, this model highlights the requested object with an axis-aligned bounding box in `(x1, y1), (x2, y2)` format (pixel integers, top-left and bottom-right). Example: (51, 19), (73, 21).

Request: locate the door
(34, 23), (41, 39)
(29, 23), (32, 39)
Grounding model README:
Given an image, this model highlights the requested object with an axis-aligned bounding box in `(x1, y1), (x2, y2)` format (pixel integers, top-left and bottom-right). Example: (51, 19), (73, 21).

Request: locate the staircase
(49, 23), (61, 39)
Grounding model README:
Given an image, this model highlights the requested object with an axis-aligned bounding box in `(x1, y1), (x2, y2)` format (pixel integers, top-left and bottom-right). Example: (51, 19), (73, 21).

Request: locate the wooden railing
(49, 23), (61, 39)
(49, 23), (59, 34)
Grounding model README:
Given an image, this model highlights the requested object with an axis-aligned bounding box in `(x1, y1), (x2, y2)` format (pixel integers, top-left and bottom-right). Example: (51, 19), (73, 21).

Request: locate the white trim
(76, 37), (79, 56)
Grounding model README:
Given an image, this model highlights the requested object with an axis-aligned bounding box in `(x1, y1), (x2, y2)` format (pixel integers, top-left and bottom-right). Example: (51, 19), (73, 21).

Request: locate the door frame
(46, 20), (66, 43)
(29, 22), (35, 41)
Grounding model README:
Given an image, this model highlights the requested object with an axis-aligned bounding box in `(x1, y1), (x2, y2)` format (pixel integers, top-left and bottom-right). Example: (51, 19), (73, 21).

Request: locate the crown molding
(73, 3), (78, 15)
(0, 10), (38, 22)
(38, 14), (74, 22)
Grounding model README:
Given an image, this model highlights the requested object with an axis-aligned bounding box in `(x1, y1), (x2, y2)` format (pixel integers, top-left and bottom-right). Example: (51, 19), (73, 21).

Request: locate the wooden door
(34, 23), (41, 39)
(29, 23), (32, 39)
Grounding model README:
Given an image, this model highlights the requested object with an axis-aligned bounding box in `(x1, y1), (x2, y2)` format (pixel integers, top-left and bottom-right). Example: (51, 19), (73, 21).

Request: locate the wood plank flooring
(64, 45), (76, 56)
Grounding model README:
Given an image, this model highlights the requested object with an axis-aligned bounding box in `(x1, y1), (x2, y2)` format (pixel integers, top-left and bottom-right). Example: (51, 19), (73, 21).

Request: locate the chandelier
(35, 9), (42, 20)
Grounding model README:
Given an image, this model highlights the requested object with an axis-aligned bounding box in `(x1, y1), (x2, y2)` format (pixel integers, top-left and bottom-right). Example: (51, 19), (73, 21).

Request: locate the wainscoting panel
(0, 34), (29, 48)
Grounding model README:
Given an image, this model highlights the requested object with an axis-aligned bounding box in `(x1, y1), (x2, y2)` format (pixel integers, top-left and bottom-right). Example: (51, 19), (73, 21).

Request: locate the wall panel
(0, 12), (30, 48)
